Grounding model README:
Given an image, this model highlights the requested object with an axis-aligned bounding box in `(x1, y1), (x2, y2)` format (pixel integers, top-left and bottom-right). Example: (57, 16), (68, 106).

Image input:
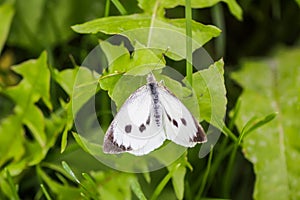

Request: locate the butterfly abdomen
(148, 82), (162, 127)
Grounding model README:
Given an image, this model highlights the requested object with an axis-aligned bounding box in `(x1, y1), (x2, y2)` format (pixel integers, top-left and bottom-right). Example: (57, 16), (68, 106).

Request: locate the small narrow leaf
(61, 161), (80, 184)
(5, 169), (20, 200)
(40, 184), (52, 200)
(130, 178), (147, 200)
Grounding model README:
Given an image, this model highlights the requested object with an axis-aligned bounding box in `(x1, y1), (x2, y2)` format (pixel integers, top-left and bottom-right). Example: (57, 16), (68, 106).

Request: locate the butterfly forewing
(103, 84), (166, 155)
(157, 85), (207, 147)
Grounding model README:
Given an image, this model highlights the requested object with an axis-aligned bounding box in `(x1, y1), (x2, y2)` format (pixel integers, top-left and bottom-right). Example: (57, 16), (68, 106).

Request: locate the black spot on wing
(181, 118), (187, 126)
(139, 124), (146, 132)
(166, 113), (171, 121)
(125, 125), (132, 133)
(146, 115), (150, 125)
(172, 119), (178, 127)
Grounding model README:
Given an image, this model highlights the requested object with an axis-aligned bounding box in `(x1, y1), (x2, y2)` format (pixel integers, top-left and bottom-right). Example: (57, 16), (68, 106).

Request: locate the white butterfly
(103, 73), (207, 156)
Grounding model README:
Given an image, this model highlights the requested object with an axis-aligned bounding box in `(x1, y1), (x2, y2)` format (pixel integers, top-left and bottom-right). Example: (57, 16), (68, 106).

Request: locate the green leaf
(129, 177), (147, 200)
(137, 0), (242, 20)
(231, 47), (300, 199)
(72, 14), (220, 60)
(71, 132), (91, 153)
(40, 184), (52, 200)
(10, 51), (52, 110)
(0, 115), (24, 167)
(91, 171), (136, 200)
(295, 0), (300, 7)
(52, 67), (79, 96)
(72, 67), (99, 115)
(0, 52), (67, 194)
(37, 166), (82, 199)
(99, 42), (165, 108)
(5, 169), (20, 200)
(171, 164), (186, 200)
(51, 67), (81, 153)
(5, 51), (51, 146)
(62, 161), (80, 184)
(188, 59), (227, 130)
(0, 1), (15, 54)
(239, 112), (277, 144)
(0, 52), (51, 168)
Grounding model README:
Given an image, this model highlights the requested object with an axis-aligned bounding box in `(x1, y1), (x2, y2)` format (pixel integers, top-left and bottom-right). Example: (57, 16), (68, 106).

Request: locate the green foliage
(189, 59), (227, 131)
(0, 51), (68, 198)
(6, 0), (105, 52)
(231, 47), (300, 199)
(0, 1), (14, 54)
(0, 0), (299, 199)
(138, 0), (242, 20)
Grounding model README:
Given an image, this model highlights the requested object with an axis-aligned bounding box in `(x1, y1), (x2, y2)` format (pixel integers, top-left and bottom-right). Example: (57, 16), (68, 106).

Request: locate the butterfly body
(103, 73), (207, 156)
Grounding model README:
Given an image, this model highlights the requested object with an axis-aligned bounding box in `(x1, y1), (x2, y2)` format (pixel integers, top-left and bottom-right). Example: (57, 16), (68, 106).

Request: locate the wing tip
(190, 123), (207, 143)
(103, 128), (133, 154)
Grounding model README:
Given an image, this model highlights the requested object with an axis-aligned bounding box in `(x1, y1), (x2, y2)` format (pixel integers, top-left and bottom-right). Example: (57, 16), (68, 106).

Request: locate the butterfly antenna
(150, 47), (170, 75)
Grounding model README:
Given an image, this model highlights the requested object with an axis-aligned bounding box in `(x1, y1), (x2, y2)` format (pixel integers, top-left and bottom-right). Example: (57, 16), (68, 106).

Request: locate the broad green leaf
(11, 51), (52, 109)
(72, 14), (151, 34)
(5, 51), (51, 146)
(188, 59), (227, 130)
(71, 14), (220, 58)
(295, 0), (300, 7)
(231, 47), (300, 199)
(0, 2), (15, 54)
(138, 0), (242, 20)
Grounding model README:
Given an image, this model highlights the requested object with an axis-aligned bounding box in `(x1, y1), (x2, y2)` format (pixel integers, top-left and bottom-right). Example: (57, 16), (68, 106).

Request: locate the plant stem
(211, 4), (225, 58)
(150, 165), (179, 200)
(185, 0), (193, 86)
(111, 0), (127, 15)
(222, 142), (239, 197)
(150, 173), (172, 200)
(104, 0), (110, 17)
(196, 145), (214, 199)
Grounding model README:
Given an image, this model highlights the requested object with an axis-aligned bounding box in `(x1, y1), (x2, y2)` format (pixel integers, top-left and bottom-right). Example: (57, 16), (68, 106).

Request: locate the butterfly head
(146, 73), (157, 84)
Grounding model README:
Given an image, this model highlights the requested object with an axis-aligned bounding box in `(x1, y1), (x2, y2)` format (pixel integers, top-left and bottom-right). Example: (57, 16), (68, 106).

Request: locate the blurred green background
(0, 0), (299, 199)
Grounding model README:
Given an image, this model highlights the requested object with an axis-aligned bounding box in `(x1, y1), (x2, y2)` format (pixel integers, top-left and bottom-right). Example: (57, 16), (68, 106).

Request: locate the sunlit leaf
(231, 47), (300, 199)
(188, 59), (227, 130)
(138, 0), (242, 20)
(72, 14), (220, 60)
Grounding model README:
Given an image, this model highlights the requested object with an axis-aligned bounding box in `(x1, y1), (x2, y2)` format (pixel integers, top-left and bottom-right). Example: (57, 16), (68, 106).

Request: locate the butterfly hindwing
(157, 85), (207, 147)
(103, 85), (166, 155)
